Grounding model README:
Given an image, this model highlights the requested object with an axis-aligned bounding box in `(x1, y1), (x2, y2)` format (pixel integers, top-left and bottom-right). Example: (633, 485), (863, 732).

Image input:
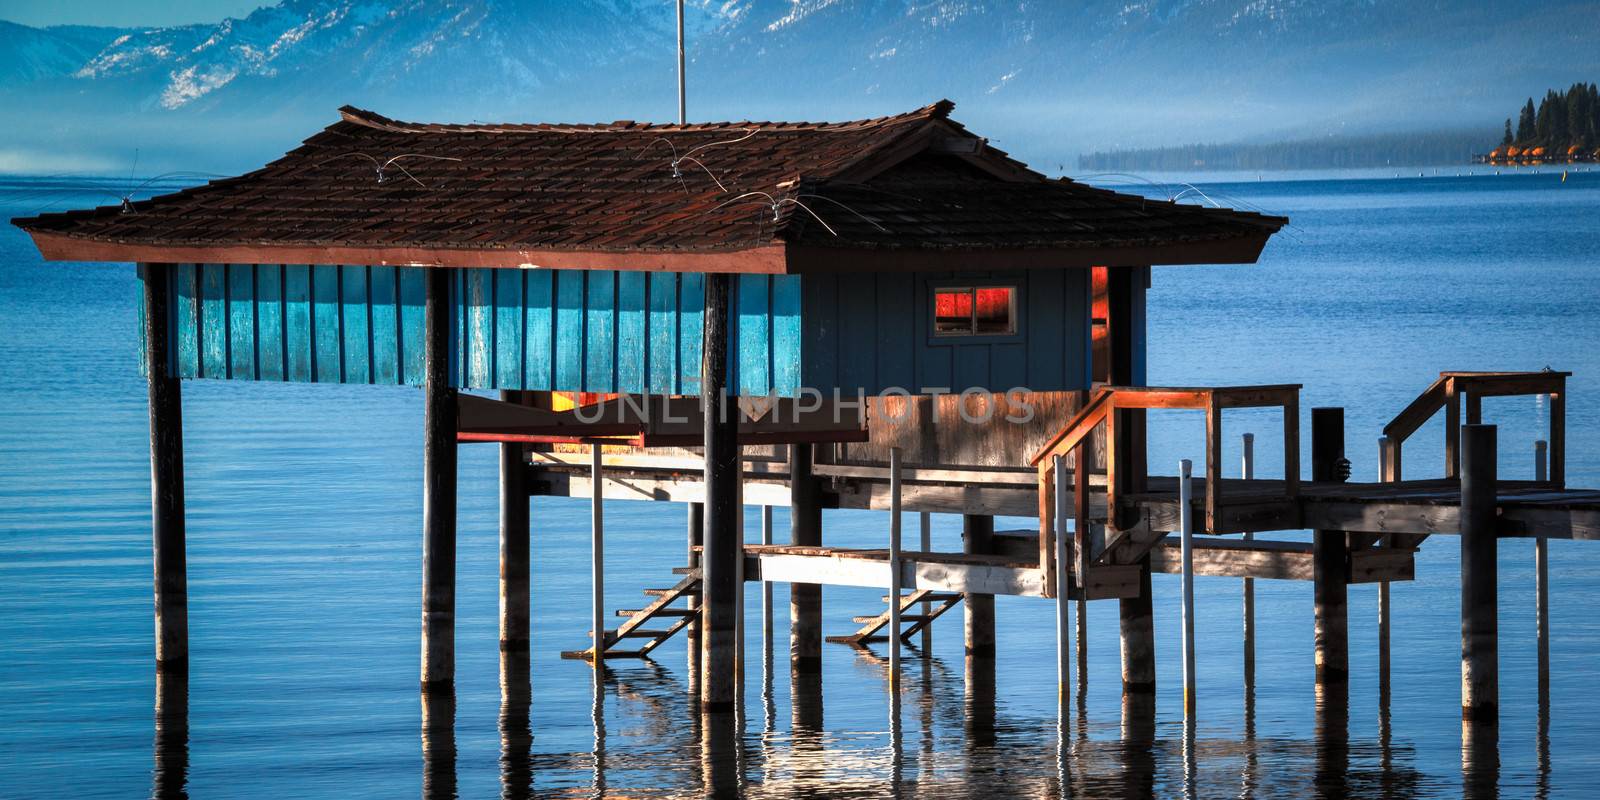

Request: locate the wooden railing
(1029, 384), (1302, 595)
(1380, 370), (1567, 486)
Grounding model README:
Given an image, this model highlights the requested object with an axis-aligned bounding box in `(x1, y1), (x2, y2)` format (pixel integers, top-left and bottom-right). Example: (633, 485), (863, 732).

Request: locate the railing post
(919, 512), (932, 650)
(1179, 459), (1197, 718)
(1241, 433), (1255, 690)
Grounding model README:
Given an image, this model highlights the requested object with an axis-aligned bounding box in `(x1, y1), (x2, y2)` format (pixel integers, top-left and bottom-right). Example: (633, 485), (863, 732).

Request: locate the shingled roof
(13, 101), (1285, 273)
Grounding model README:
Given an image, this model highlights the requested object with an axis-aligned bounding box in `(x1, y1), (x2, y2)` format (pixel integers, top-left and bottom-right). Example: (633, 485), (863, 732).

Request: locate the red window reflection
(933, 286), (1014, 336)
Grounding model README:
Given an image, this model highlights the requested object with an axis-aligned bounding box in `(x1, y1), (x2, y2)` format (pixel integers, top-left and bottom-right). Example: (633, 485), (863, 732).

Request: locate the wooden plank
(521, 270), (552, 391)
(874, 271), (915, 392)
(1026, 267), (1067, 388)
(398, 267), (427, 386)
(677, 272), (703, 395)
(173, 263), (201, 379)
(341, 266), (371, 384)
(494, 269), (525, 390)
(737, 274), (770, 394)
(464, 268), (493, 389)
(1205, 397), (1221, 532)
(1383, 376), (1447, 440)
(311, 265), (341, 383)
(369, 266), (399, 385)
(554, 270), (585, 391)
(199, 263), (228, 379)
(772, 275), (803, 395)
(646, 272), (677, 394)
(254, 265), (285, 381)
(284, 265), (313, 382)
(836, 271), (876, 391)
(584, 271), (615, 393)
(752, 552), (1047, 598)
(226, 264), (256, 379)
(615, 270), (647, 393)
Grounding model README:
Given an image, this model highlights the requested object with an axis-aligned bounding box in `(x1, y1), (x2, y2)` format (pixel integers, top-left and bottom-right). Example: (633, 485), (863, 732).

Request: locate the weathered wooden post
(1311, 407), (1348, 692)
(141, 264), (188, 672)
(1179, 459), (1197, 718)
(1241, 433), (1256, 689)
(421, 267), (458, 691)
(590, 444), (605, 667)
(1053, 456), (1071, 702)
(498, 391), (530, 652)
(700, 272), (740, 712)
(790, 443), (822, 673)
(887, 447), (903, 685)
(1378, 436), (1396, 706)
(1460, 423), (1498, 725)
(962, 514), (996, 657)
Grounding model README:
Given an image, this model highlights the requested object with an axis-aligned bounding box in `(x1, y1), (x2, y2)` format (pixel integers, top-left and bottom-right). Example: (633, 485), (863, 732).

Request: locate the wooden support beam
(963, 514), (996, 657)
(589, 445), (605, 668)
(498, 391), (530, 651)
(686, 501), (702, 689)
(789, 443), (823, 673)
(699, 272), (739, 712)
(1241, 433), (1256, 690)
(142, 263), (188, 671)
(1535, 439), (1550, 707)
(1460, 424), (1498, 724)
(1179, 459), (1197, 718)
(1312, 408), (1348, 688)
(421, 266), (458, 691)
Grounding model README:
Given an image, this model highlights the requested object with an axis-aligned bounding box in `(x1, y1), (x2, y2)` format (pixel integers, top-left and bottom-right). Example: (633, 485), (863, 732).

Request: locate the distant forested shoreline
(1490, 82), (1599, 160)
(1077, 130), (1492, 172)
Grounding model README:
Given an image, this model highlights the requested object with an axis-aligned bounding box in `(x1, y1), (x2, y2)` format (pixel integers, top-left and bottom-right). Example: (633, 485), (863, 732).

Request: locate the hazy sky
(0, 1), (266, 28)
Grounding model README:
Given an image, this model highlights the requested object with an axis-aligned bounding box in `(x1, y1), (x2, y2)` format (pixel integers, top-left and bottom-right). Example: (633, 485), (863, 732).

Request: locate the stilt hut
(11, 100), (1288, 709)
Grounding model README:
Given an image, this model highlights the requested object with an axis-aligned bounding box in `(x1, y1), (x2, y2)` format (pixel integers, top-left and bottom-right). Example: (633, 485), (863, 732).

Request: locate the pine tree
(1517, 98), (1536, 142)
(1503, 118), (1514, 145)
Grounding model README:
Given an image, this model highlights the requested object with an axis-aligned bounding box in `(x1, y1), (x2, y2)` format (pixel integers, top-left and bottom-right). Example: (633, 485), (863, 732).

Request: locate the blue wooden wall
(800, 269), (1092, 394)
(150, 264), (803, 395)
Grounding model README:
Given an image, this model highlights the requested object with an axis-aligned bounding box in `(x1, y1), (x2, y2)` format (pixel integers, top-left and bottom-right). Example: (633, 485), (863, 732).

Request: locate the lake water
(1, 170), (1598, 798)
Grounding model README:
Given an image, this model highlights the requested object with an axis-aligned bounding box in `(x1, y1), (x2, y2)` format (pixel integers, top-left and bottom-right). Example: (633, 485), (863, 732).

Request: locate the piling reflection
(1120, 691), (1156, 799)
(420, 689), (457, 800)
(152, 669), (189, 800)
(1461, 721), (1498, 799)
(700, 711), (740, 798)
(499, 649), (531, 800)
(1314, 682), (1350, 799)
(963, 655), (996, 751)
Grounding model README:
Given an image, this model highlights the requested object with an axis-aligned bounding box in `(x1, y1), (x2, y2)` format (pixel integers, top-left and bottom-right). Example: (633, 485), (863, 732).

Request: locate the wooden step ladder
(561, 569), (701, 661)
(827, 589), (963, 646)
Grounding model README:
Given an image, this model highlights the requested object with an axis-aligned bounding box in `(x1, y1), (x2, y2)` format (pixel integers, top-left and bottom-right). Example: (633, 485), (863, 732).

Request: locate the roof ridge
(335, 99), (956, 135)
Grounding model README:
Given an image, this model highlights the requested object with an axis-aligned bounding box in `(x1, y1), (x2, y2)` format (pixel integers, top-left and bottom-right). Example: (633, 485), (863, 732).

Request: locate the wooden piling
(962, 514), (996, 657)
(919, 512), (932, 651)
(1053, 456), (1071, 700)
(1119, 560), (1156, 695)
(761, 505), (773, 661)
(789, 443), (823, 672)
(141, 263), (188, 671)
(1460, 423), (1498, 725)
(700, 272), (739, 712)
(498, 391), (530, 652)
(1311, 407), (1348, 689)
(421, 266), (458, 691)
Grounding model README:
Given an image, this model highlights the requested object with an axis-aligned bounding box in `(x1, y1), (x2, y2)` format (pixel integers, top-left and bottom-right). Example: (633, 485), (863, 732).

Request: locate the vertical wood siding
(149, 265), (803, 395)
(801, 269), (1092, 394)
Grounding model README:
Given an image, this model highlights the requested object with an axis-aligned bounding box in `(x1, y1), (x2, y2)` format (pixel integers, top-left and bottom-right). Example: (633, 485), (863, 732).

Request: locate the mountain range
(2, 1), (1598, 175)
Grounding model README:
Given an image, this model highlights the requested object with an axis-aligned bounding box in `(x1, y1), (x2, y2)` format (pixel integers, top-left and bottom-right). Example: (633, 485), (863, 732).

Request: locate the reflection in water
(421, 689), (457, 800)
(499, 649), (532, 800)
(591, 670), (606, 800)
(1314, 682), (1350, 799)
(1120, 691), (1156, 800)
(1461, 721), (1498, 800)
(700, 711), (740, 798)
(152, 670), (189, 800)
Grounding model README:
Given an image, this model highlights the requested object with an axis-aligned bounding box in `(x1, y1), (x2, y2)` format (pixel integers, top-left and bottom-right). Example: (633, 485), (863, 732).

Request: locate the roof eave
(783, 233), (1277, 273)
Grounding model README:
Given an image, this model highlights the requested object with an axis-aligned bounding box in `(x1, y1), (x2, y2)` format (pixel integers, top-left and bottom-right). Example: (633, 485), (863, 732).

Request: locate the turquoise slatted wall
(152, 264), (803, 395)
(158, 264), (431, 386)
(453, 268), (801, 395)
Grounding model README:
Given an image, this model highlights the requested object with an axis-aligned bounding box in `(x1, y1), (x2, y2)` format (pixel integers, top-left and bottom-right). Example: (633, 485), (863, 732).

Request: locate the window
(933, 286), (1016, 337)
